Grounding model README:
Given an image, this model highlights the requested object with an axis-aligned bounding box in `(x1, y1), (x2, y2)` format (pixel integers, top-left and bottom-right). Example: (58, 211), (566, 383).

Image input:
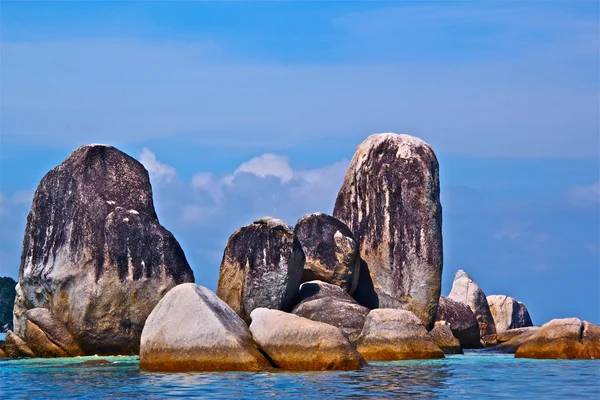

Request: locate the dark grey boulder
(293, 213), (360, 294)
(435, 296), (481, 348)
(216, 217), (305, 323)
(291, 281), (369, 343)
(14, 144), (194, 355)
(333, 133), (443, 329)
(448, 270), (497, 346)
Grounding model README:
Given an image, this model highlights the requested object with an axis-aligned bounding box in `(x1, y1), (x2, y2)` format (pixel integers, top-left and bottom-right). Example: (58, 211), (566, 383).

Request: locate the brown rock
(217, 217), (304, 323)
(23, 320), (69, 358)
(140, 283), (270, 372)
(293, 213), (360, 294)
(448, 270), (497, 346)
(25, 308), (83, 356)
(429, 321), (463, 354)
(582, 321), (600, 359)
(249, 308), (365, 371)
(356, 309), (445, 360)
(497, 327), (539, 343)
(493, 327), (540, 353)
(435, 296), (481, 348)
(515, 318), (589, 359)
(5, 331), (35, 358)
(0, 348), (8, 358)
(333, 133), (443, 329)
(291, 281), (369, 343)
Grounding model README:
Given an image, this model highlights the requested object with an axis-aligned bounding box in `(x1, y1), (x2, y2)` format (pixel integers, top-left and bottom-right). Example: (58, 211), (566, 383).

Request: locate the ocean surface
(1, 351), (599, 399)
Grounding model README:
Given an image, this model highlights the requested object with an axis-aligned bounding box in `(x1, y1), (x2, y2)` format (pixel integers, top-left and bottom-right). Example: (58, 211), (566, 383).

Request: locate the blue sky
(0, 1), (598, 324)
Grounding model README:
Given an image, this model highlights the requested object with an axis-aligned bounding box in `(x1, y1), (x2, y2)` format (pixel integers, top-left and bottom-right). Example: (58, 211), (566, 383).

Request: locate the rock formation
(448, 270), (497, 345)
(217, 217), (304, 323)
(140, 283), (270, 371)
(487, 295), (533, 334)
(14, 144), (194, 355)
(429, 321), (463, 354)
(293, 213), (360, 294)
(5, 331), (34, 358)
(24, 308), (83, 356)
(492, 327), (540, 353)
(356, 309), (444, 360)
(515, 318), (597, 359)
(333, 133), (443, 329)
(291, 281), (369, 343)
(435, 296), (481, 348)
(249, 308), (365, 370)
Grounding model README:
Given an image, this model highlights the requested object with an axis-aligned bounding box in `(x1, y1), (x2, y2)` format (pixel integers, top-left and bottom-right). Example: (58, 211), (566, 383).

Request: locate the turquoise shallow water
(1, 351), (599, 399)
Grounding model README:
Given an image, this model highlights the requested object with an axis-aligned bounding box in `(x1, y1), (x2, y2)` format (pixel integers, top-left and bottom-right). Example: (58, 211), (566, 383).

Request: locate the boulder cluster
(2, 133), (598, 367)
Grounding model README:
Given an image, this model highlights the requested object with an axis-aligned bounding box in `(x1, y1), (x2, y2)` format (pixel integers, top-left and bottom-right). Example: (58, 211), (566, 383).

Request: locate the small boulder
(291, 281), (369, 343)
(217, 217), (304, 322)
(25, 308), (83, 356)
(515, 318), (589, 359)
(356, 309), (444, 360)
(5, 331), (35, 358)
(497, 327), (539, 343)
(493, 327), (540, 353)
(23, 320), (69, 358)
(448, 270), (497, 346)
(582, 321), (600, 359)
(140, 283), (270, 372)
(429, 321), (463, 354)
(435, 296), (481, 348)
(487, 295), (533, 334)
(293, 213), (360, 294)
(249, 308), (365, 371)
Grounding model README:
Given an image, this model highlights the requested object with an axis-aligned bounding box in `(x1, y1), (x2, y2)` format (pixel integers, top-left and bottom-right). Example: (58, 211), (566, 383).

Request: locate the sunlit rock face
(334, 133), (443, 329)
(14, 144), (194, 355)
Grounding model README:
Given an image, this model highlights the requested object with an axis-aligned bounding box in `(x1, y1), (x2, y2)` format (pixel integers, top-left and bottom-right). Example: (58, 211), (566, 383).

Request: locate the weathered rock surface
(448, 270), (497, 346)
(291, 281), (369, 343)
(493, 327), (540, 353)
(140, 283), (270, 372)
(249, 308), (365, 370)
(429, 321), (463, 354)
(25, 308), (83, 356)
(515, 318), (594, 359)
(497, 327), (539, 343)
(435, 296), (481, 348)
(14, 144), (194, 355)
(23, 320), (69, 358)
(582, 321), (600, 359)
(356, 309), (444, 360)
(293, 213), (360, 294)
(487, 295), (533, 334)
(333, 133), (443, 329)
(217, 217), (304, 323)
(5, 331), (34, 358)
(0, 348), (8, 358)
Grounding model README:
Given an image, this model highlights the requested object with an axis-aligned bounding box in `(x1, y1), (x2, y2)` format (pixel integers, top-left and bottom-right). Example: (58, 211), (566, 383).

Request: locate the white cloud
(138, 148), (177, 185)
(567, 181), (600, 207)
(233, 154), (294, 183)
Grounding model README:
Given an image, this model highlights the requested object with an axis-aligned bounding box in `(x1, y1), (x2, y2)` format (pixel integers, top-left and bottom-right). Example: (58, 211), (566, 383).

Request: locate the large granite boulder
(23, 308), (83, 356)
(429, 321), (462, 354)
(515, 318), (596, 359)
(14, 145), (194, 355)
(487, 295), (533, 334)
(333, 133), (443, 329)
(582, 321), (600, 359)
(140, 283), (270, 371)
(356, 309), (444, 360)
(217, 217), (304, 323)
(5, 331), (34, 358)
(293, 213), (360, 294)
(291, 281), (369, 343)
(435, 296), (481, 348)
(448, 270), (497, 346)
(249, 308), (365, 370)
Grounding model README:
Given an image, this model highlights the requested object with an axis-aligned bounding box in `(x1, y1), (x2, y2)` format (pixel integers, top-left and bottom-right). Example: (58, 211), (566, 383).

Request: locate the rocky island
(2, 133), (598, 368)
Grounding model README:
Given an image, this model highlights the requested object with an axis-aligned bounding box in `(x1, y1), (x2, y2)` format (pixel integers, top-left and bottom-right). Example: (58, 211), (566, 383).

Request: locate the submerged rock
(487, 295), (533, 334)
(429, 321), (463, 354)
(515, 318), (595, 359)
(25, 308), (83, 356)
(249, 308), (365, 371)
(14, 144), (194, 355)
(291, 281), (369, 343)
(5, 331), (34, 358)
(356, 309), (444, 360)
(435, 296), (481, 348)
(140, 283), (270, 372)
(293, 213), (360, 294)
(333, 133), (443, 329)
(448, 270), (497, 346)
(217, 217), (304, 323)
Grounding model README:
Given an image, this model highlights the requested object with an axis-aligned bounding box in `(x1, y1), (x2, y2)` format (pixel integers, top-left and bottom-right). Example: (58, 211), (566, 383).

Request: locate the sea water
(1, 351), (599, 399)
